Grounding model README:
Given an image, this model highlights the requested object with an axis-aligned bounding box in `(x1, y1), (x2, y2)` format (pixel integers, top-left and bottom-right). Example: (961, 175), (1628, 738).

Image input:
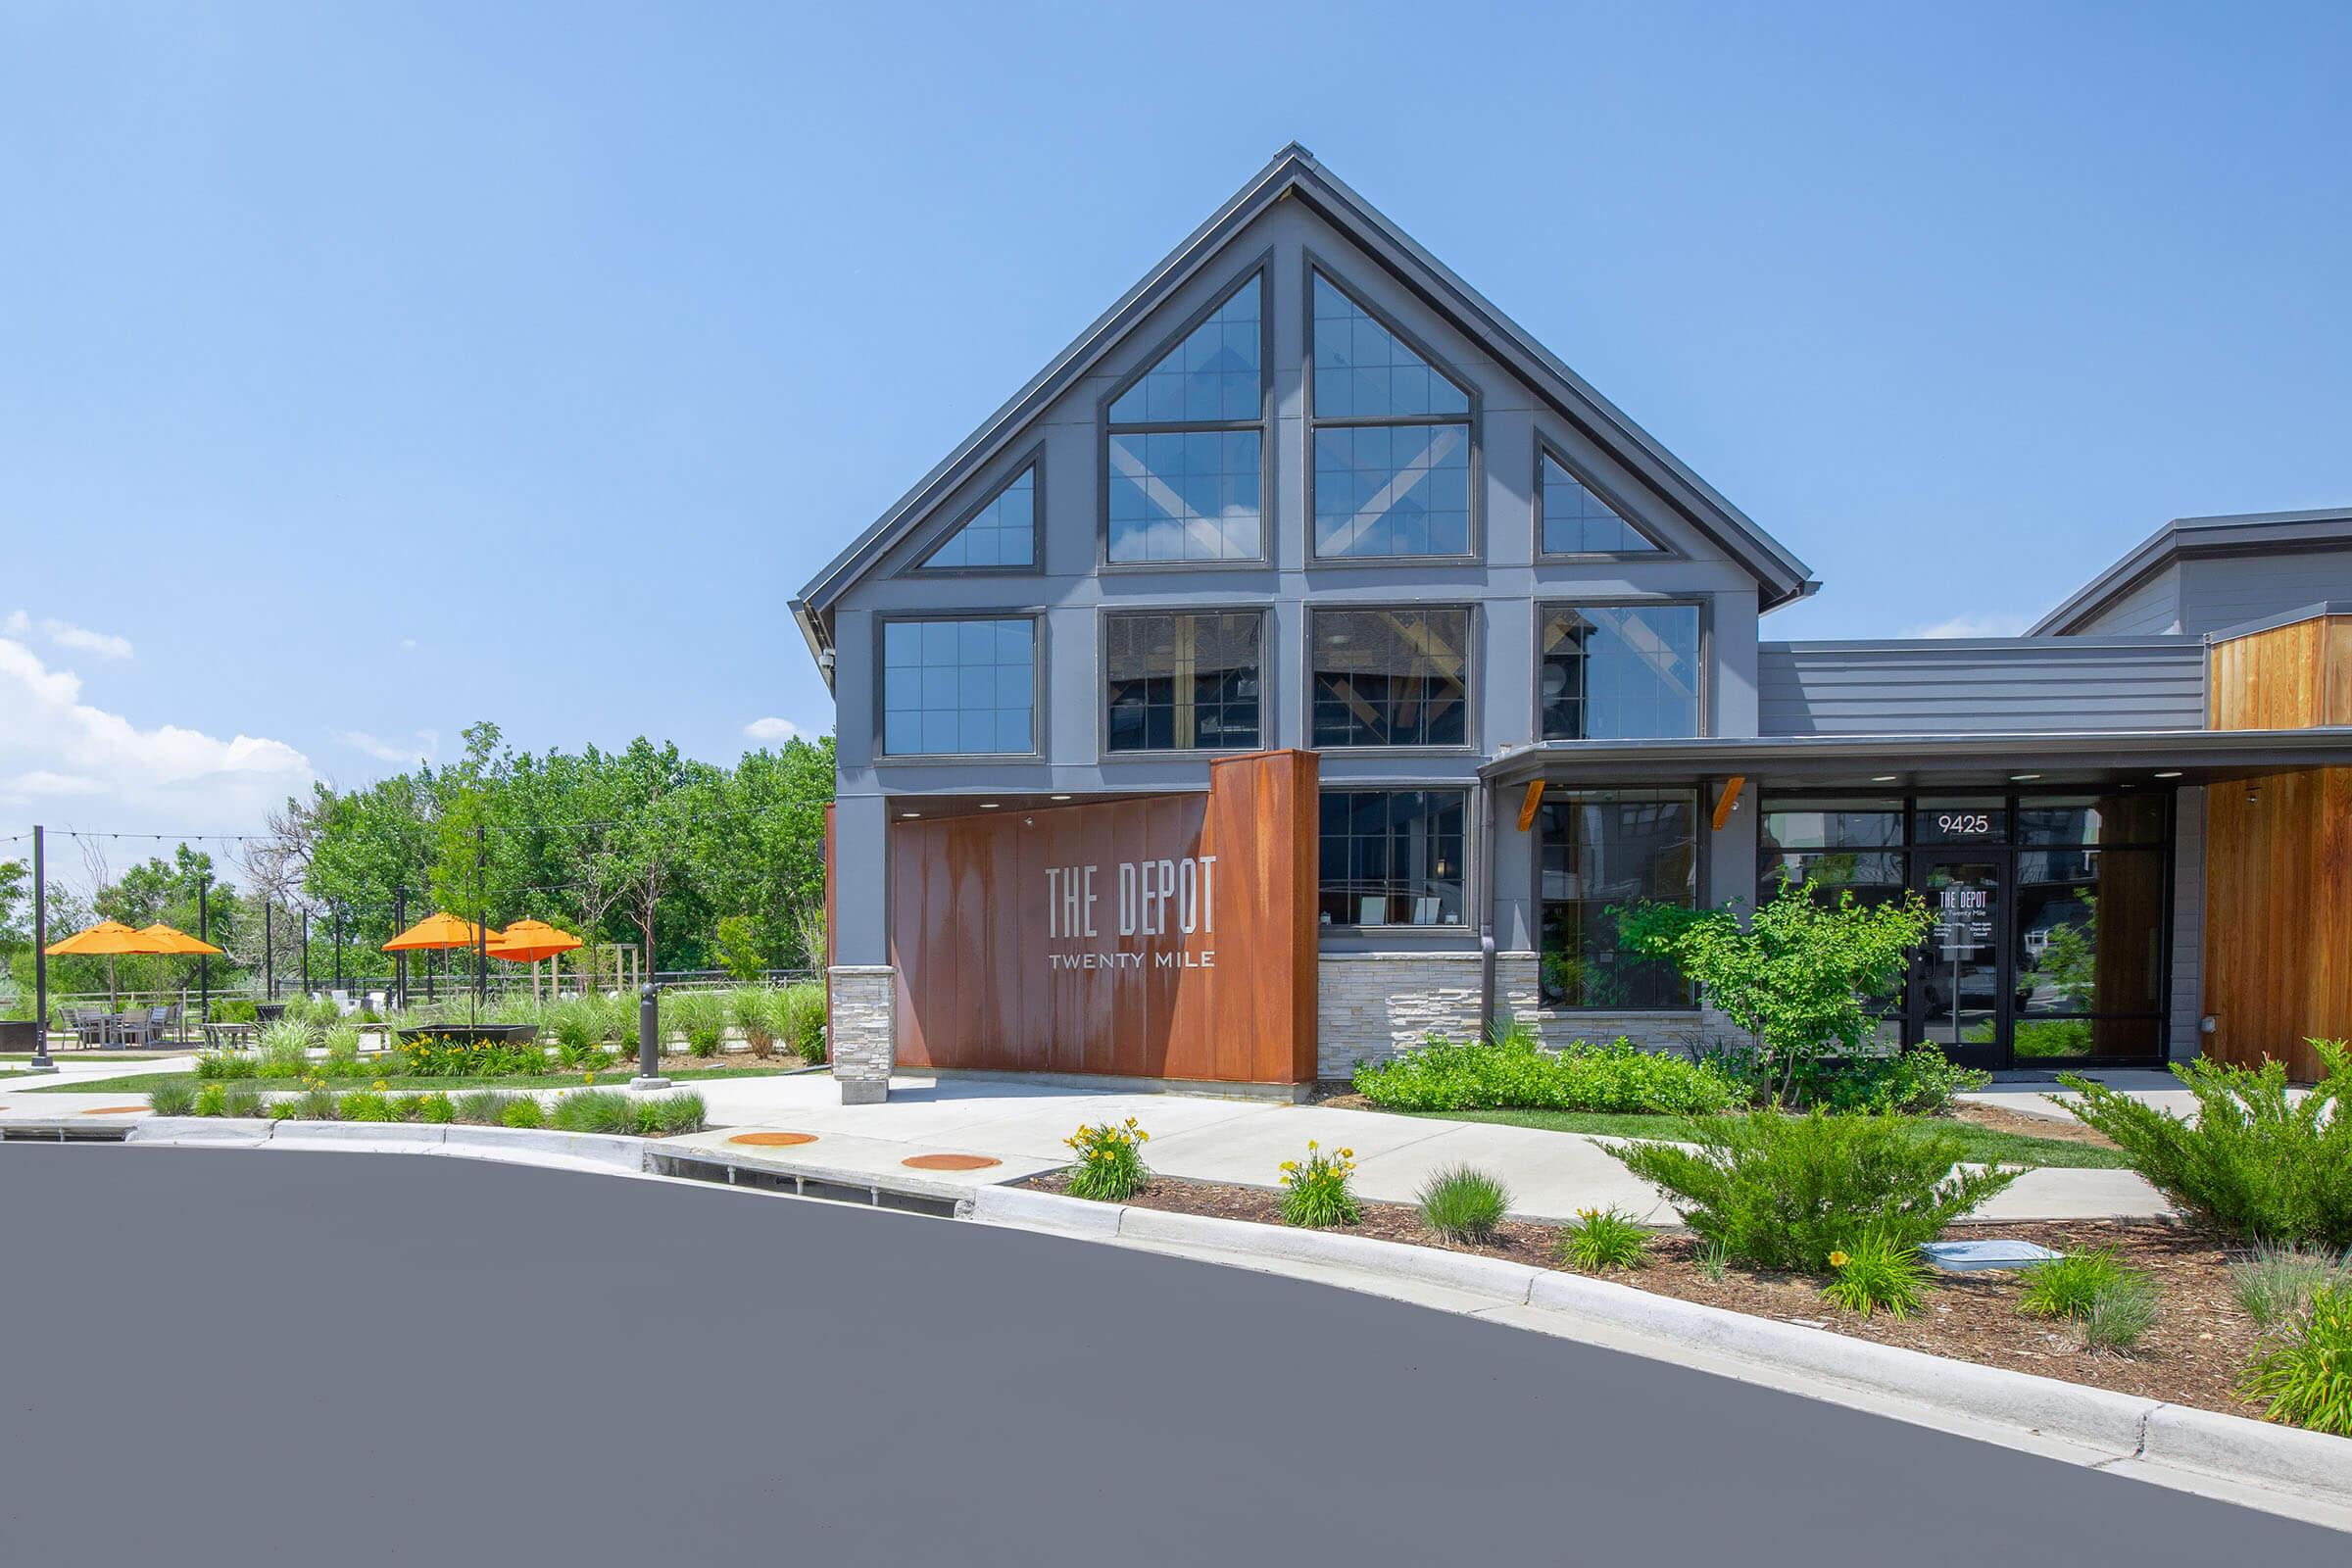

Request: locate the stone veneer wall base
(828, 965), (897, 1104)
(1315, 951), (1738, 1080)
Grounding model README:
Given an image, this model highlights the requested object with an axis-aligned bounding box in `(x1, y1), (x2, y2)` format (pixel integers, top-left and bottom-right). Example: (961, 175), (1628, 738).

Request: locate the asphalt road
(0, 1146), (2332, 1566)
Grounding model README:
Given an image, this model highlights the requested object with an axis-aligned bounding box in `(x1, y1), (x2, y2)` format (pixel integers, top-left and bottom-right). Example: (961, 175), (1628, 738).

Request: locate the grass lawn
(23, 1065), (806, 1096)
(1393, 1106), (2129, 1169)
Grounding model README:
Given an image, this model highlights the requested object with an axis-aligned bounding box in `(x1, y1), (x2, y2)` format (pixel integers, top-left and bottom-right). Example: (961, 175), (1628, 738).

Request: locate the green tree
(1616, 879), (1935, 1104)
(711, 914), (766, 981)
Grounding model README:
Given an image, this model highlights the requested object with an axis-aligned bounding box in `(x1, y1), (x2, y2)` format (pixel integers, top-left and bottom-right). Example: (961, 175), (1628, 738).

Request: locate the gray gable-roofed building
(798, 147), (2352, 1103)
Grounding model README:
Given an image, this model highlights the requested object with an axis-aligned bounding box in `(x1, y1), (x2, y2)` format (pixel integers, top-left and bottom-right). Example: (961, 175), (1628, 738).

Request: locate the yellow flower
(1829, 1250), (1850, 1269)
(1307, 1140), (1318, 1151)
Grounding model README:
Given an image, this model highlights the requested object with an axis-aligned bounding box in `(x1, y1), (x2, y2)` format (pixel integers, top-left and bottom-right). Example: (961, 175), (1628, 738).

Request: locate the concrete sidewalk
(674, 1071), (2169, 1224)
(1959, 1067), (2313, 1127)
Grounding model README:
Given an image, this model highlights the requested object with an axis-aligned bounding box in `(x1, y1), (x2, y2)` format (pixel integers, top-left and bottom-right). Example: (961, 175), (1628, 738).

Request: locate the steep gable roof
(792, 145), (1816, 657)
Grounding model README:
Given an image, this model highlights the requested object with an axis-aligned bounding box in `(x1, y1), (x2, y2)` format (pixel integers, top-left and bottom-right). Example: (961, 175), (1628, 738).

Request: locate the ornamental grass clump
(1278, 1142), (1361, 1229)
(1609, 1108), (2017, 1271)
(1351, 1024), (1740, 1115)
(1064, 1117), (1152, 1202)
(292, 1083), (338, 1120)
(550, 1089), (635, 1134)
(1417, 1164), (1511, 1245)
(1820, 1231), (1931, 1318)
(500, 1097), (546, 1129)
(2079, 1275), (2161, 1352)
(2018, 1248), (2130, 1320)
(221, 1084), (264, 1119)
(338, 1088), (398, 1123)
(147, 1079), (198, 1116)
(1559, 1206), (1650, 1273)
(2229, 1242), (2352, 1330)
(454, 1090), (512, 1125)
(2239, 1284), (2352, 1436)
(2058, 1040), (2352, 1250)
(777, 982), (827, 1063)
(630, 1091), (706, 1137)
(733, 988), (778, 1059)
(256, 1019), (315, 1080)
(191, 1083), (228, 1118)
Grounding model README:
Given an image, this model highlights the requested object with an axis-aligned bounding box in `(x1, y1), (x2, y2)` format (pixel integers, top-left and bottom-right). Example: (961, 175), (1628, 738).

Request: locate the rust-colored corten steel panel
(888, 751), (1318, 1083)
(2202, 618), (2352, 1079)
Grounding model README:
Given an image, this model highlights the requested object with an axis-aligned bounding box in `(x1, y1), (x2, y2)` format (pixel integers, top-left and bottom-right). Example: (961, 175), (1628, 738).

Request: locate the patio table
(199, 1021), (258, 1053)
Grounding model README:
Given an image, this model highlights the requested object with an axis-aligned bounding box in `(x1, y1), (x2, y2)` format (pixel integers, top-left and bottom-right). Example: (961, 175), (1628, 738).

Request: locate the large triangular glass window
(1108, 275), (1262, 424)
(914, 463), (1036, 570)
(1311, 272), (1470, 419)
(1539, 451), (1667, 556)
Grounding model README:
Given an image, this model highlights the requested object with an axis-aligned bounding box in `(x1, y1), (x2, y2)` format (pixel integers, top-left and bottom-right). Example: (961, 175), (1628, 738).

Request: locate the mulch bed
(1020, 1168), (2266, 1420)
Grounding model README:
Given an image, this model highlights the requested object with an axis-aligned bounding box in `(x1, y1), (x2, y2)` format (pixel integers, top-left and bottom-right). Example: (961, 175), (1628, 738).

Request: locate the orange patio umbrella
(487, 919), (585, 1003)
(383, 910), (503, 1007)
(135, 922), (224, 956)
(44, 919), (175, 1012)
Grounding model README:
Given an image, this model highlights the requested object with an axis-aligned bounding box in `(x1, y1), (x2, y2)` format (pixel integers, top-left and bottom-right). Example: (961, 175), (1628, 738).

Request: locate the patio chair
(114, 1012), (158, 1050)
(70, 1008), (111, 1049)
(147, 1004), (178, 1044)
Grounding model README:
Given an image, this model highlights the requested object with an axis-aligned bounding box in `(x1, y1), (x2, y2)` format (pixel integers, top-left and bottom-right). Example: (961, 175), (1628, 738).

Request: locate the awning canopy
(1480, 726), (2352, 791)
(382, 912), (499, 953)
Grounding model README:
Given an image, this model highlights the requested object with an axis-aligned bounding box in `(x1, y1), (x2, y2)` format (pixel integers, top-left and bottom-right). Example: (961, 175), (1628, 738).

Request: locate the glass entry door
(1914, 854), (2008, 1069)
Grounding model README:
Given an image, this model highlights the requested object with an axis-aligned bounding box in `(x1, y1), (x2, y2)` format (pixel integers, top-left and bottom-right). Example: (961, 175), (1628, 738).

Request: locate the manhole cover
(83, 1105), (147, 1115)
(728, 1131), (818, 1148)
(903, 1152), (1001, 1172)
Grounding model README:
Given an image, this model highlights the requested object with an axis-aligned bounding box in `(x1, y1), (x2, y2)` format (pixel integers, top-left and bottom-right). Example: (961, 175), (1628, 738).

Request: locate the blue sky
(2, 1), (2347, 842)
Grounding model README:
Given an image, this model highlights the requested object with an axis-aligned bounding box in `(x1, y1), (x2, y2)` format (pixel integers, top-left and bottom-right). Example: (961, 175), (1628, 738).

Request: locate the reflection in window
(1540, 452), (1663, 556)
(1104, 612), (1261, 753)
(1105, 274), (1264, 564)
(881, 618), (1035, 756)
(918, 464), (1035, 569)
(1540, 605), (1701, 740)
(2013, 846), (2167, 1061)
(1310, 608), (1470, 747)
(1539, 791), (1696, 1008)
(1310, 271), (1474, 558)
(1317, 789), (1466, 927)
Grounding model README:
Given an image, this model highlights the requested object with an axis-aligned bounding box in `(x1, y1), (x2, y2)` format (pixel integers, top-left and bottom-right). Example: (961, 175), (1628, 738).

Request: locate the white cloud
(0, 635), (313, 832)
(1906, 612), (2033, 640)
(337, 729), (438, 766)
(5, 609), (132, 661)
(397, 638), (417, 653)
(743, 716), (806, 743)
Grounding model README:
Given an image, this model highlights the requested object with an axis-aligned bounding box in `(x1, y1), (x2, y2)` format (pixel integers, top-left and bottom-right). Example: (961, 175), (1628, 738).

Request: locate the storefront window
(1316, 789), (1466, 927)
(1539, 790), (1696, 1008)
(1309, 607), (1471, 747)
(1104, 611), (1262, 752)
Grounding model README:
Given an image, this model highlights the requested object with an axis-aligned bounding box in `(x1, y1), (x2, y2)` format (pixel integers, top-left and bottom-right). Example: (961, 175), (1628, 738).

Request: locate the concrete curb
(965, 1184), (2348, 1515)
(125, 1116), (646, 1172)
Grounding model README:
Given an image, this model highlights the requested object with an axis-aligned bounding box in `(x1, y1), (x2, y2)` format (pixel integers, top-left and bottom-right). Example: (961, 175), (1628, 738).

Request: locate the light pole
(631, 982), (667, 1091)
(28, 825), (53, 1073)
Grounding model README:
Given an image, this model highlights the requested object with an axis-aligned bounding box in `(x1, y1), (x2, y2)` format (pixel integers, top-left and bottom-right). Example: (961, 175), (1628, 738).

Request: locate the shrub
(2059, 1040), (2352, 1249)
(2019, 1248), (2130, 1320)
(1610, 1109), (2019, 1271)
(213, 999), (258, 1024)
(2229, 1243), (2352, 1329)
(499, 1097), (546, 1129)
(1278, 1142), (1361, 1229)
(1813, 1047), (1989, 1115)
(393, 1035), (549, 1079)
(320, 1021), (362, 1064)
(411, 1092), (456, 1125)
(2239, 1285), (2352, 1436)
(339, 1090), (398, 1123)
(551, 1000), (604, 1055)
(733, 988), (778, 1058)
(1417, 1164), (1511, 1244)
(454, 1090), (511, 1126)
(1616, 877), (1934, 1104)
(667, 991), (727, 1058)
(631, 1091), (706, 1137)
(1064, 1118), (1152, 1202)
(1821, 1231), (1930, 1317)
(1351, 1025), (1740, 1115)
(265, 1099), (300, 1122)
(712, 915), (766, 982)
(194, 1051), (257, 1081)
(777, 983), (827, 1063)
(2081, 1276), (2161, 1351)
(222, 1084), (264, 1119)
(1560, 1206), (1650, 1272)
(145, 1079), (198, 1116)
(550, 1089), (635, 1134)
(192, 1082), (229, 1117)
(292, 1085), (338, 1120)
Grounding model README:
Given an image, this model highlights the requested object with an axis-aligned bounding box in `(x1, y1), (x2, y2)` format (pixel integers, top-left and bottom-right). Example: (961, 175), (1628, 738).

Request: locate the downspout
(1478, 774), (1499, 1043)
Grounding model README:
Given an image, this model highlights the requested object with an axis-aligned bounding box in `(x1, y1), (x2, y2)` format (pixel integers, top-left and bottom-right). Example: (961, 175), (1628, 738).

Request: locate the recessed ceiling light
(2010, 773), (2040, 782)
(900, 811), (919, 818)
(979, 803), (1001, 809)
(2153, 770), (2182, 779)
(1871, 775), (1898, 783)
(1050, 794), (1072, 801)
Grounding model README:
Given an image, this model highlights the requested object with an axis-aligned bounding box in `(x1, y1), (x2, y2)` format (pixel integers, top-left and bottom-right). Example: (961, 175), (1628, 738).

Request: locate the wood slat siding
(2202, 615), (2352, 1078)
(887, 750), (1317, 1084)
(1756, 639), (2207, 736)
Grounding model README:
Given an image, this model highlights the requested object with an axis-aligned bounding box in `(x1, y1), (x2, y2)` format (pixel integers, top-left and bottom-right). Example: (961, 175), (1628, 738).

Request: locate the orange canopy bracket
(1711, 775), (1747, 832)
(1515, 780), (1545, 833)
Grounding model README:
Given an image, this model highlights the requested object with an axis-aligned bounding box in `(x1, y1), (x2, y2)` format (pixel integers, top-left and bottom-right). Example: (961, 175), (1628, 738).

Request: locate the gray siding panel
(2074, 564), (2180, 636)
(2180, 549), (2352, 634)
(1757, 638), (2207, 736)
